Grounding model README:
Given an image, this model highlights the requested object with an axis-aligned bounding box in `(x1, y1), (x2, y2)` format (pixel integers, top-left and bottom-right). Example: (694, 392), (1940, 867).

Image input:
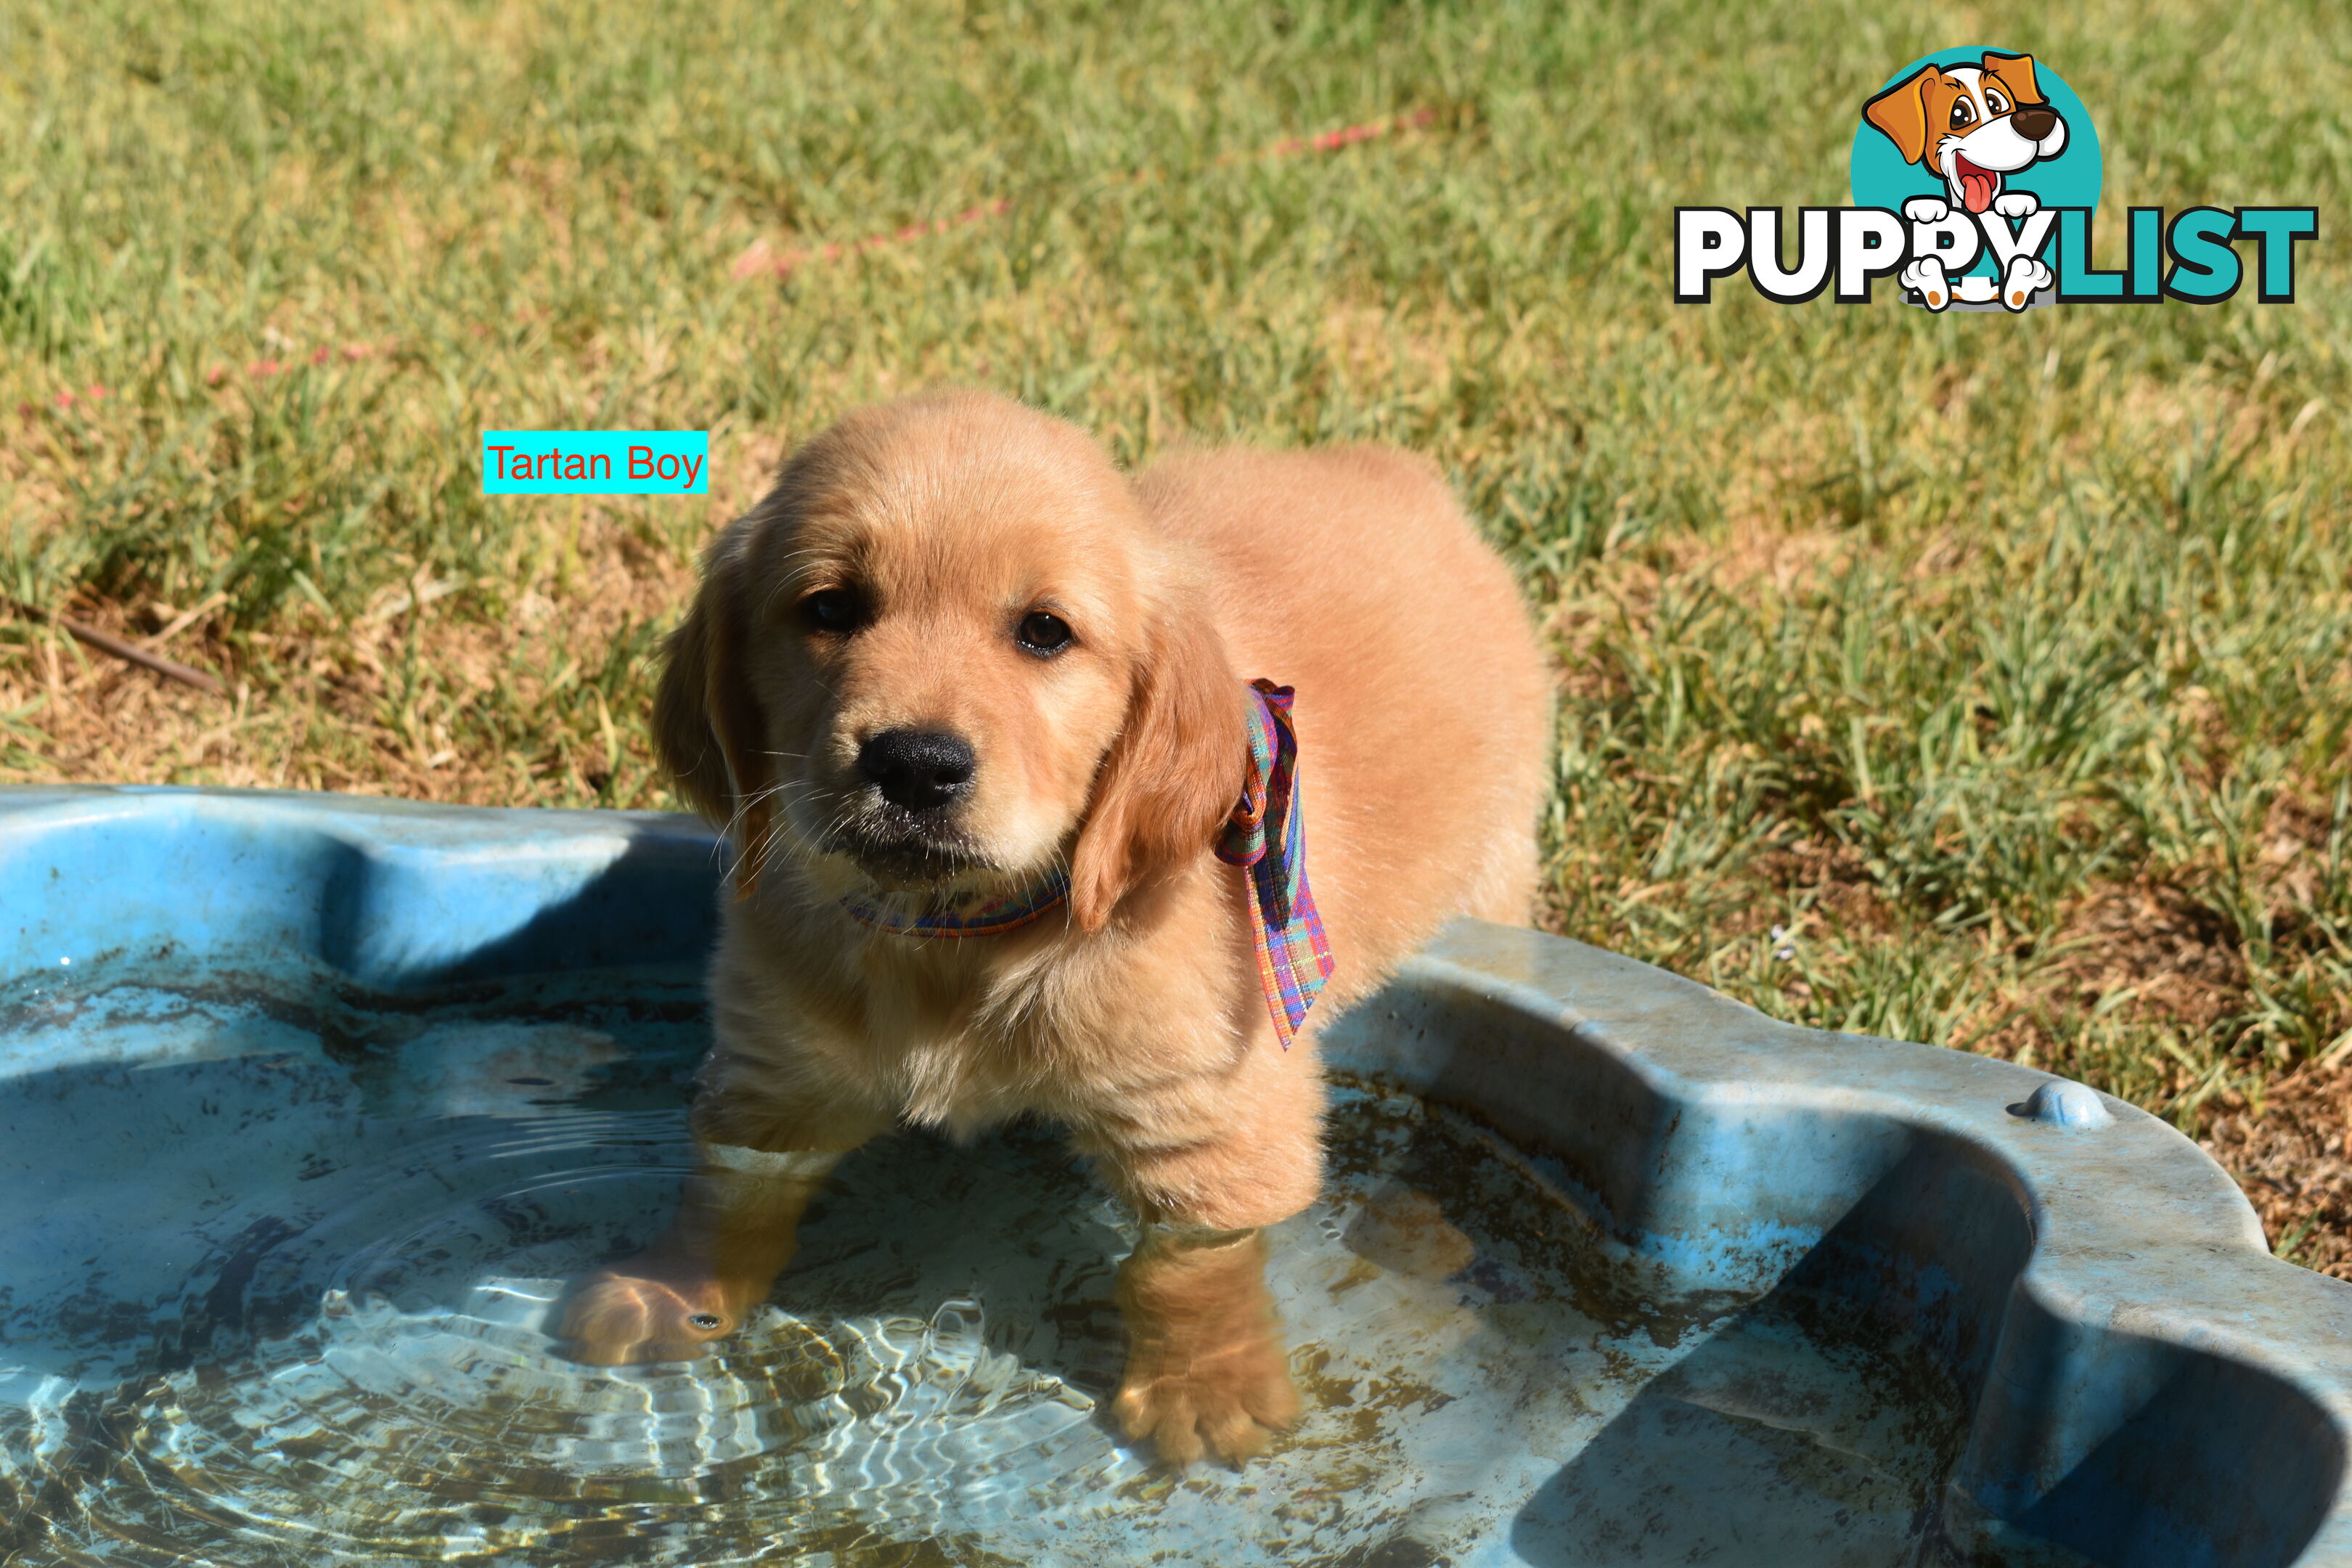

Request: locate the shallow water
(0, 962), (1973, 1566)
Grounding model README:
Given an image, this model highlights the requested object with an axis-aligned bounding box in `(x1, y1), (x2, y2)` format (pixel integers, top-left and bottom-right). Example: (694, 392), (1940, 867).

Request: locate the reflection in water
(0, 965), (1969, 1565)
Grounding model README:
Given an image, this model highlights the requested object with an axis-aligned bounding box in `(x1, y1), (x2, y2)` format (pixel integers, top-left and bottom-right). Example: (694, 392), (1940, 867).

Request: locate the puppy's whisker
(752, 799), (856, 883)
(720, 783), (788, 845)
(756, 780), (832, 853)
(719, 775), (830, 881)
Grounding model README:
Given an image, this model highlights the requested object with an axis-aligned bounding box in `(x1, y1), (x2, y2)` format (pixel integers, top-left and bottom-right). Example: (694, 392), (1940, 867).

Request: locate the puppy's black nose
(2010, 105), (2059, 141)
(858, 729), (976, 812)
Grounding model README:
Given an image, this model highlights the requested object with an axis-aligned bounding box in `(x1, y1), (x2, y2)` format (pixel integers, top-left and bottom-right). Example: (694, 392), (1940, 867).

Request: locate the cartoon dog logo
(1864, 51), (2067, 310)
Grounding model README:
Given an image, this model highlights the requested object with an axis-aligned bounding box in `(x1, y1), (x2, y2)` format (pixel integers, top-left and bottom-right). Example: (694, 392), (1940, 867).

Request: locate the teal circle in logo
(1850, 47), (2102, 277)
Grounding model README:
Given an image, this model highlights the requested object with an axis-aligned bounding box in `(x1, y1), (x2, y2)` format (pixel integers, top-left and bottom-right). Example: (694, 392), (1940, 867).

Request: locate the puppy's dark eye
(801, 588), (864, 634)
(1016, 610), (1074, 657)
(1950, 99), (1975, 129)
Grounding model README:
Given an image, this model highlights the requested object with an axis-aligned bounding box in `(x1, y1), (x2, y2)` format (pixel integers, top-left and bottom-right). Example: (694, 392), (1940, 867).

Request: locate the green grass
(4, 0), (2349, 1249)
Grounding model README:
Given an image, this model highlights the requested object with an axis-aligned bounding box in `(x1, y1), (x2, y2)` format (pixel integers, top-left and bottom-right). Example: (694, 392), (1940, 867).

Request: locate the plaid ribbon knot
(843, 677), (1336, 1050)
(1215, 679), (1336, 1048)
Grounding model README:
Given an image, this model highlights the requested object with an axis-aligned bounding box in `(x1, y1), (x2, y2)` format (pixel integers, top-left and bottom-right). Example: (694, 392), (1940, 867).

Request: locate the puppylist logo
(1677, 48), (2316, 311)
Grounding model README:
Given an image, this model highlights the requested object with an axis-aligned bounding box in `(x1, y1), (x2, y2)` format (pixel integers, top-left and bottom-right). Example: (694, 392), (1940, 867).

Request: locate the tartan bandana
(841, 869), (1069, 938)
(842, 679), (1337, 1050)
(1215, 679), (1336, 1048)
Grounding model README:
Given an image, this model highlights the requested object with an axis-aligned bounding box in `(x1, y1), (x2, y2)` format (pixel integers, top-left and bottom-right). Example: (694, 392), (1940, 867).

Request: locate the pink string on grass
(200, 340), (387, 388)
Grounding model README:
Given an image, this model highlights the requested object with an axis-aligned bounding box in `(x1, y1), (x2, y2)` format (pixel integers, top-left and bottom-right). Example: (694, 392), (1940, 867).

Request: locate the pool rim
(3, 783), (2348, 1565)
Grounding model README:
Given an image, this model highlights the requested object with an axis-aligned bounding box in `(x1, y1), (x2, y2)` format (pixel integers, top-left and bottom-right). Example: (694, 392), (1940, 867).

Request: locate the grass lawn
(4, 1), (2349, 1267)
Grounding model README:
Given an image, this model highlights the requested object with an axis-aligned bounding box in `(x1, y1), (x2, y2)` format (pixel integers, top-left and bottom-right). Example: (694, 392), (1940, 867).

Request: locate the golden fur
(560, 389), (1550, 1463)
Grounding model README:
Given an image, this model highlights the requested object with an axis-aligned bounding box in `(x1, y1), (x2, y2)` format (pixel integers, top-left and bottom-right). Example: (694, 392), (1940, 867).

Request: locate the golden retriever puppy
(558, 389), (1549, 1466)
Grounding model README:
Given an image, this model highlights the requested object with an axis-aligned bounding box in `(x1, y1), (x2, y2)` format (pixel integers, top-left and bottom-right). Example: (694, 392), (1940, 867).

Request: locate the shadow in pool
(1508, 1146), (2002, 1565)
(1511, 1133), (2034, 1567)
(1995, 1348), (2343, 1568)
(1509, 1127), (2343, 1568)
(761, 1122), (1137, 1400)
(321, 822), (725, 991)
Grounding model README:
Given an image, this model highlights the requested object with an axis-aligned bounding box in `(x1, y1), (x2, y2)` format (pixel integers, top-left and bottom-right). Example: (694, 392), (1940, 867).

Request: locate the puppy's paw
(554, 1262), (741, 1365)
(1993, 192), (2041, 220)
(1114, 1326), (1302, 1466)
(1113, 1228), (1302, 1466)
(1903, 195), (1951, 224)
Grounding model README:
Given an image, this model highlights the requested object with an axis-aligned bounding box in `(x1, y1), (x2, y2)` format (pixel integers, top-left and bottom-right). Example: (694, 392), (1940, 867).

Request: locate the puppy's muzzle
(858, 729), (976, 814)
(2009, 105), (2059, 142)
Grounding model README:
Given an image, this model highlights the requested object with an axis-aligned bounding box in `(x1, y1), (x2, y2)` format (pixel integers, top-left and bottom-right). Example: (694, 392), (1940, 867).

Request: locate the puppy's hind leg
(1463, 812), (1542, 927)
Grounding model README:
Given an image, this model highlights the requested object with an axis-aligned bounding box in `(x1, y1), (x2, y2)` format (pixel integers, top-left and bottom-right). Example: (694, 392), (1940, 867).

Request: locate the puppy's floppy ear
(1069, 593), (1246, 932)
(1863, 66), (1935, 166)
(1981, 52), (2046, 107)
(653, 523), (775, 899)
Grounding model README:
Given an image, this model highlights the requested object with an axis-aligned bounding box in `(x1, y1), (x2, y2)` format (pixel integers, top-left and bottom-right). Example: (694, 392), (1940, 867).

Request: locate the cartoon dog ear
(1981, 52), (2046, 107)
(654, 521), (776, 899)
(1069, 590), (1246, 932)
(1863, 67), (1935, 166)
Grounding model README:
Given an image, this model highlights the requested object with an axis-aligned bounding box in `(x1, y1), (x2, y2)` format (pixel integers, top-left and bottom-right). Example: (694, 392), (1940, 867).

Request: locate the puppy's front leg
(1111, 1221), (1302, 1466)
(556, 1143), (852, 1365)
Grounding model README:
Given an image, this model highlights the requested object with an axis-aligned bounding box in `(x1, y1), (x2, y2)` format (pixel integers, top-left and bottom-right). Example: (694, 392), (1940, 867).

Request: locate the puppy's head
(658, 390), (1242, 931)
(1863, 52), (2066, 214)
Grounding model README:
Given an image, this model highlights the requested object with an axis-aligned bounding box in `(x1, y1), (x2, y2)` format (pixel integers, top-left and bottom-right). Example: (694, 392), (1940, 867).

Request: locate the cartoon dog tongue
(1955, 156), (1998, 214)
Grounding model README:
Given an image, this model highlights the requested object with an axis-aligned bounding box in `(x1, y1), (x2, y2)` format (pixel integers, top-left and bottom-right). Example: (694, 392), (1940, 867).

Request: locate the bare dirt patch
(2200, 1066), (2352, 1281)
(2053, 881), (2248, 1040)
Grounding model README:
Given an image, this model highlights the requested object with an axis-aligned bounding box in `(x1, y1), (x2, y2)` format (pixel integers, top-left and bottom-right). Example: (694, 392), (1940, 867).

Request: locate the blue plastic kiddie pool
(2, 787), (2347, 1566)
